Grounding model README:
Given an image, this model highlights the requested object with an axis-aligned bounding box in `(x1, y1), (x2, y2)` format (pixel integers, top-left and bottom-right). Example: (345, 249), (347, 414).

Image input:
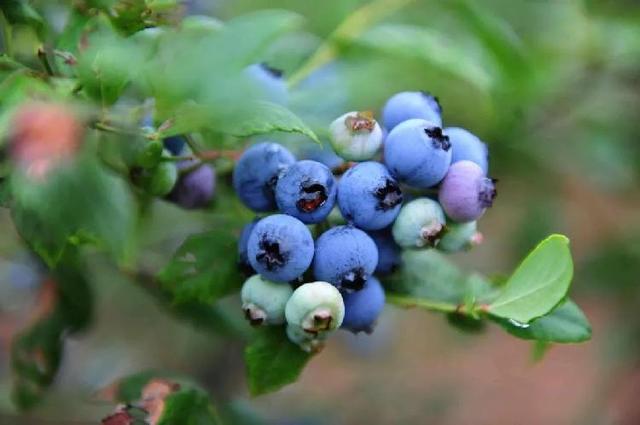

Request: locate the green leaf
(158, 229), (244, 305)
(219, 101), (320, 143)
(488, 234), (573, 323)
(10, 155), (135, 267)
(492, 300), (592, 343)
(159, 389), (222, 425)
(352, 23), (493, 92)
(245, 327), (312, 396)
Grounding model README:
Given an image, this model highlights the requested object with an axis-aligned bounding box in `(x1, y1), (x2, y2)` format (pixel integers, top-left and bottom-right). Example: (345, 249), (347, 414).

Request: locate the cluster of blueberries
(235, 90), (496, 352)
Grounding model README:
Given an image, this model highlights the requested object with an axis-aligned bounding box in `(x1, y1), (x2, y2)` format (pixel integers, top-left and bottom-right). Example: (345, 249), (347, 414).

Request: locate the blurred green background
(1, 0), (640, 423)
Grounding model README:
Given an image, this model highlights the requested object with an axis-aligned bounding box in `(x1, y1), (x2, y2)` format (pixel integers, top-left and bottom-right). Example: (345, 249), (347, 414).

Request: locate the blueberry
(368, 229), (401, 275)
(241, 274), (293, 326)
(446, 127), (489, 174)
(247, 214), (314, 283)
(275, 160), (337, 224)
(313, 226), (378, 292)
(439, 160), (497, 223)
(233, 142), (296, 212)
(285, 281), (344, 334)
(244, 63), (288, 105)
(286, 323), (330, 353)
(163, 135), (187, 156)
(238, 219), (259, 274)
(384, 119), (452, 188)
(329, 111), (383, 161)
(167, 162), (216, 209)
(341, 276), (385, 334)
(392, 198), (446, 248)
(337, 162), (403, 230)
(382, 91), (443, 130)
(299, 141), (345, 170)
(438, 221), (482, 253)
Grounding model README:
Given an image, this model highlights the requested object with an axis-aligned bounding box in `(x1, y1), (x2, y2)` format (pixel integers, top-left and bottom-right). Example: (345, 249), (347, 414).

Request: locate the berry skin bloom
(329, 111), (383, 161)
(275, 160), (337, 224)
(285, 281), (345, 334)
(383, 119), (452, 188)
(247, 214), (314, 283)
(241, 274), (293, 326)
(244, 63), (288, 105)
(337, 162), (403, 231)
(341, 276), (386, 334)
(382, 91), (443, 130)
(445, 127), (489, 174)
(313, 226), (379, 292)
(232, 142), (296, 212)
(439, 160), (497, 223)
(167, 163), (216, 209)
(392, 198), (447, 249)
(368, 229), (402, 275)
(238, 219), (259, 275)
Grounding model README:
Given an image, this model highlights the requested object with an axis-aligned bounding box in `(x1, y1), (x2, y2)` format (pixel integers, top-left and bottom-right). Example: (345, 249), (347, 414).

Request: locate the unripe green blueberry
(285, 281), (345, 334)
(329, 111), (383, 161)
(134, 139), (163, 169)
(136, 150), (178, 196)
(286, 324), (330, 353)
(240, 275), (293, 326)
(392, 198), (446, 248)
(438, 221), (483, 253)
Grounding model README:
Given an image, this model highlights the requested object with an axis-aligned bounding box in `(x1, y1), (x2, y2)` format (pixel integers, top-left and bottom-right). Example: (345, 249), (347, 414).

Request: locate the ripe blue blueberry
(313, 226), (378, 292)
(438, 221), (482, 253)
(167, 162), (216, 209)
(445, 127), (489, 174)
(163, 135), (187, 156)
(285, 281), (344, 334)
(382, 91), (443, 130)
(384, 119), (452, 188)
(275, 160), (337, 224)
(244, 63), (288, 105)
(392, 198), (446, 248)
(241, 274), (293, 326)
(337, 162), (403, 230)
(232, 142), (296, 212)
(247, 214), (314, 283)
(368, 229), (401, 275)
(329, 111), (383, 161)
(439, 160), (497, 223)
(341, 276), (385, 334)
(238, 219), (258, 274)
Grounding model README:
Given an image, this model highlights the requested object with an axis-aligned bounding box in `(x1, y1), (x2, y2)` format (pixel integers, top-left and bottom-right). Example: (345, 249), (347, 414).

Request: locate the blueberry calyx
(255, 238), (285, 271)
(340, 267), (367, 292)
(259, 62), (284, 78)
(420, 90), (443, 114)
(243, 304), (266, 326)
(419, 222), (446, 247)
(478, 178), (497, 208)
(374, 178), (403, 211)
(424, 127), (451, 151)
(345, 111), (376, 133)
(296, 181), (328, 213)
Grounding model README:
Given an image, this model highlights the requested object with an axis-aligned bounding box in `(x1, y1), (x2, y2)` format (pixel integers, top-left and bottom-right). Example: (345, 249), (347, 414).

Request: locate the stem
(0, 11), (13, 57)
(386, 294), (458, 313)
(288, 0), (415, 87)
(37, 47), (55, 77)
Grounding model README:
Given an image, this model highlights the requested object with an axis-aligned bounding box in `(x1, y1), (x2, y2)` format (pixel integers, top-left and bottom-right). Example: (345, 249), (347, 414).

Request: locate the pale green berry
(139, 149), (178, 196)
(392, 198), (446, 248)
(241, 275), (293, 326)
(329, 111), (383, 161)
(286, 323), (329, 353)
(438, 221), (482, 253)
(285, 281), (344, 333)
